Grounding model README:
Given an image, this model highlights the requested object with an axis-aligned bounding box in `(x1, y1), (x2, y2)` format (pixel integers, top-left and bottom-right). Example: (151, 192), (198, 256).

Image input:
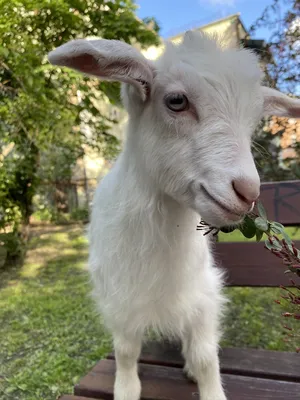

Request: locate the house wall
(143, 15), (247, 60)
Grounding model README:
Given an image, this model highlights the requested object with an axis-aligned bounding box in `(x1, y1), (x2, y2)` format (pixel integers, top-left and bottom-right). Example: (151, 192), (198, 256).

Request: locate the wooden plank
(260, 180), (300, 226)
(113, 341), (300, 383)
(219, 347), (300, 382)
(74, 358), (300, 400)
(58, 396), (101, 400)
(214, 241), (300, 286)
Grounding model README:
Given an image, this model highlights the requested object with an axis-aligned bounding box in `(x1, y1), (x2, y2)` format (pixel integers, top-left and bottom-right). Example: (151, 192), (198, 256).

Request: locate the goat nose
(232, 178), (260, 205)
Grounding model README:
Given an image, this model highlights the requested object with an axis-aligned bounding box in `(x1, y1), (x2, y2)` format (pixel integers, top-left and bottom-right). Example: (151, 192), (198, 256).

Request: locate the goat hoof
(114, 375), (141, 400)
(201, 392), (227, 400)
(183, 364), (197, 383)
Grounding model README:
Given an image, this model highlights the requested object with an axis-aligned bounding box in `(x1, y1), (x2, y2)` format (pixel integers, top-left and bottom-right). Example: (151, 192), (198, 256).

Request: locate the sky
(136, 0), (287, 41)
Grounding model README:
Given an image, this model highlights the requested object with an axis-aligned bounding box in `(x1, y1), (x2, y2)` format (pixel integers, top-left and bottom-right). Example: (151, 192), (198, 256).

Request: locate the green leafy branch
(236, 201), (299, 278)
(198, 201), (300, 277)
(197, 200), (300, 350)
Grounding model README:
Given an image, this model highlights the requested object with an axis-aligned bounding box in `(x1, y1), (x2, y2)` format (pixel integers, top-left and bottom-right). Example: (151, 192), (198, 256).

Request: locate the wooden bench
(60, 180), (300, 400)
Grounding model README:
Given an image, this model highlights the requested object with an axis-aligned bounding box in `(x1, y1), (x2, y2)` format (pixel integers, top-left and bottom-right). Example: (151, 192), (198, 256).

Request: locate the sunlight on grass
(0, 225), (110, 400)
(19, 263), (42, 279)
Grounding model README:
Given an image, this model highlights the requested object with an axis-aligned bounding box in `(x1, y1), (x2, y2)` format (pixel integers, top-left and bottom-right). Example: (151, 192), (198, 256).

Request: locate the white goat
(49, 31), (300, 400)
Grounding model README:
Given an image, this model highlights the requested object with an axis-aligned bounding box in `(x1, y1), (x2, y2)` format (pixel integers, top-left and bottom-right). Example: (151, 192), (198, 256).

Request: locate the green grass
(218, 226), (300, 242)
(0, 225), (111, 400)
(0, 225), (299, 400)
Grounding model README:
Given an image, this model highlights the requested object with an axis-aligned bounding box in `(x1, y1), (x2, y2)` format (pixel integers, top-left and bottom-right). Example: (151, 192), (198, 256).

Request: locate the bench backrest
(216, 180), (300, 287)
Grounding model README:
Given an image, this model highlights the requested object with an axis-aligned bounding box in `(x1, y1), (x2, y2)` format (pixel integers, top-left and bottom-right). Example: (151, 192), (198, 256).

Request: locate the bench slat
(260, 181), (300, 226)
(215, 240), (300, 286)
(108, 341), (300, 382)
(59, 396), (101, 400)
(74, 358), (300, 400)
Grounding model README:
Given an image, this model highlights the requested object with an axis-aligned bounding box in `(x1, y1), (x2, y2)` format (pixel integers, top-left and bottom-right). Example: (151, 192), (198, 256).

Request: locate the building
(267, 116), (300, 160)
(143, 13), (268, 60)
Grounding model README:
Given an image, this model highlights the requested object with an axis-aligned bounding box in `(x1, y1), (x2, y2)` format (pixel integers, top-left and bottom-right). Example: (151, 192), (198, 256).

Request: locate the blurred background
(0, 1), (299, 399)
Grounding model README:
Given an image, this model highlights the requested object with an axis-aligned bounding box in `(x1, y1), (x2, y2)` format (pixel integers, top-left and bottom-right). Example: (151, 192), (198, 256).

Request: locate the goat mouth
(201, 185), (242, 218)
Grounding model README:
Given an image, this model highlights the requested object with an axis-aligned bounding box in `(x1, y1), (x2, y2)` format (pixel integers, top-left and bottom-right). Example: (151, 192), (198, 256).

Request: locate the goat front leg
(113, 332), (143, 400)
(182, 318), (226, 400)
(182, 335), (197, 383)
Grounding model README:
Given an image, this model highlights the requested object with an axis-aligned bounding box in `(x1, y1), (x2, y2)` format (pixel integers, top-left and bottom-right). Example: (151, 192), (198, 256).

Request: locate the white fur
(48, 31), (300, 400)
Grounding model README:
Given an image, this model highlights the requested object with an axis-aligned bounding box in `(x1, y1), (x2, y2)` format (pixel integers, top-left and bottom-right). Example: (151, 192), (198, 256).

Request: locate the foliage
(32, 207), (71, 224)
(32, 206), (89, 223)
(252, 119), (300, 182)
(250, 0), (299, 94)
(0, 232), (24, 267)
(1, 225), (298, 400)
(0, 0), (160, 233)
(0, 157), (23, 233)
(70, 207), (89, 222)
(250, 0), (300, 181)
(31, 207), (56, 223)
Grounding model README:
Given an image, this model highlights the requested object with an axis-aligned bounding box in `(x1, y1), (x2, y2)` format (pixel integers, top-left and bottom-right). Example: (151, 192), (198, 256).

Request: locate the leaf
(265, 239), (273, 250)
(271, 236), (282, 250)
(257, 200), (267, 220)
(282, 230), (292, 245)
(270, 225), (282, 235)
(272, 222), (284, 230)
(265, 237), (282, 251)
(255, 217), (269, 232)
(239, 215), (257, 238)
(50, 385), (58, 393)
(25, 76), (34, 88)
(0, 46), (9, 57)
(17, 384), (27, 391)
(5, 386), (16, 394)
(256, 229), (264, 242)
(270, 222), (284, 235)
(220, 226), (236, 233)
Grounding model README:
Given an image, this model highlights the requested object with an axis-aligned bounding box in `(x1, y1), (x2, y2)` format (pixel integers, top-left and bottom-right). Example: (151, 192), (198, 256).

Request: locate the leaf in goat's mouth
(197, 220), (237, 236)
(197, 205), (257, 237)
(196, 220), (219, 236)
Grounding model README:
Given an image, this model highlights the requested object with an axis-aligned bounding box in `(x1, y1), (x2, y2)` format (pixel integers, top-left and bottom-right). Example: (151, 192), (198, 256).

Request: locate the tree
(250, 0), (300, 181)
(0, 0), (160, 236)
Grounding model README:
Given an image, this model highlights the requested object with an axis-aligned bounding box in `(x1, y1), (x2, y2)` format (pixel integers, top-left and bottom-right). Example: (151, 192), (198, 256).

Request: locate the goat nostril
(232, 182), (249, 203)
(232, 180), (259, 205)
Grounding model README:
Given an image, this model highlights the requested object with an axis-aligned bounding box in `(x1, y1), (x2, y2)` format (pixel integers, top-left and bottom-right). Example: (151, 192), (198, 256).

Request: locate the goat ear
(48, 39), (154, 101)
(262, 87), (300, 118)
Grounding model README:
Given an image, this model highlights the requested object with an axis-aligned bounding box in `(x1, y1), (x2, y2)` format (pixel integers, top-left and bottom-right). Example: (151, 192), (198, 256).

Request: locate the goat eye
(165, 93), (188, 112)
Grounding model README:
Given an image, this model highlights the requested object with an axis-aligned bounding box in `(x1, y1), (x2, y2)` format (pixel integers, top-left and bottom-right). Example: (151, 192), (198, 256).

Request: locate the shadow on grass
(0, 259), (26, 290)
(28, 224), (87, 248)
(0, 224), (88, 290)
(35, 252), (88, 286)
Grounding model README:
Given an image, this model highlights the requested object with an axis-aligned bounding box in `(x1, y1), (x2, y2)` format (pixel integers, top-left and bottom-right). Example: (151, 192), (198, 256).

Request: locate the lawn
(0, 224), (299, 400)
(0, 225), (111, 400)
